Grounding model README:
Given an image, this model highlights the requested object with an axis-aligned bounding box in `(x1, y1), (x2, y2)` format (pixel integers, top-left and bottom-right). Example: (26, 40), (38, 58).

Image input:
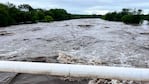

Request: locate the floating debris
(104, 26), (110, 28)
(78, 24), (93, 28)
(140, 32), (149, 35)
(0, 31), (13, 36)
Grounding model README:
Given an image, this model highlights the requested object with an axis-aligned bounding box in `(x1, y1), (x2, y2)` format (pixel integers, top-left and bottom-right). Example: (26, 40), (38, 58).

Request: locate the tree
(44, 15), (53, 22)
(0, 3), (11, 26)
(36, 9), (45, 21)
(103, 8), (143, 24)
(48, 9), (69, 21)
(103, 12), (121, 21)
(18, 4), (35, 23)
(122, 8), (130, 13)
(7, 3), (20, 24)
(137, 9), (142, 15)
(121, 15), (142, 24)
(0, 3), (101, 27)
(18, 4), (33, 11)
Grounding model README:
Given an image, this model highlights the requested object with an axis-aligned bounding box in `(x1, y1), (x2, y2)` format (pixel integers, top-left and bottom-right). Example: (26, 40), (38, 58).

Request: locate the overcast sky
(0, 0), (149, 15)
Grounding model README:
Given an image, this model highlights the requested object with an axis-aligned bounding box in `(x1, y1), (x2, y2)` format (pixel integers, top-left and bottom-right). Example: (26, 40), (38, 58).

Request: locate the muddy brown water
(0, 19), (149, 84)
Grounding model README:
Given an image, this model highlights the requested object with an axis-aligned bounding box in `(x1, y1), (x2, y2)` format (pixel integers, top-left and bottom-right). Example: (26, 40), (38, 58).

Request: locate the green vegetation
(147, 15), (149, 21)
(1, 2), (149, 26)
(44, 15), (53, 22)
(47, 9), (70, 21)
(102, 8), (144, 24)
(0, 3), (12, 26)
(121, 15), (142, 24)
(143, 15), (149, 21)
(0, 3), (100, 27)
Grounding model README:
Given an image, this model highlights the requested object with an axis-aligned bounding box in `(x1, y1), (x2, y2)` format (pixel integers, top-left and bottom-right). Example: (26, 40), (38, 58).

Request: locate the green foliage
(0, 3), (11, 26)
(0, 12), (9, 26)
(7, 3), (19, 24)
(18, 4), (33, 11)
(44, 15), (53, 22)
(147, 16), (149, 21)
(48, 9), (70, 21)
(103, 8), (143, 24)
(103, 12), (119, 21)
(36, 9), (45, 21)
(0, 2), (101, 27)
(122, 15), (142, 24)
(2, 2), (145, 27)
(144, 15), (149, 21)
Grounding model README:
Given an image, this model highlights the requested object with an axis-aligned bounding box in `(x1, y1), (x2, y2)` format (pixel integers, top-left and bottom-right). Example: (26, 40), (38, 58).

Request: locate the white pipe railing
(0, 61), (149, 81)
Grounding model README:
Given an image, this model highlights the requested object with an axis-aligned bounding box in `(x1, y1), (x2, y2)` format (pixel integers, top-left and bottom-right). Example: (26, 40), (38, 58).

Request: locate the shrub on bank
(102, 8), (143, 24)
(146, 15), (149, 21)
(0, 3), (68, 26)
(121, 15), (143, 24)
(0, 3), (12, 26)
(44, 15), (53, 22)
(48, 9), (70, 21)
(0, 3), (101, 27)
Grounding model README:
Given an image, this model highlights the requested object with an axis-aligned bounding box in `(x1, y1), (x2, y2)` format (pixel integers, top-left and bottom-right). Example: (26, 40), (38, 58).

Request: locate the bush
(106, 12), (121, 21)
(103, 8), (143, 24)
(48, 9), (70, 21)
(0, 2), (102, 27)
(0, 13), (9, 26)
(146, 15), (149, 21)
(44, 15), (53, 22)
(121, 15), (142, 24)
(0, 3), (11, 26)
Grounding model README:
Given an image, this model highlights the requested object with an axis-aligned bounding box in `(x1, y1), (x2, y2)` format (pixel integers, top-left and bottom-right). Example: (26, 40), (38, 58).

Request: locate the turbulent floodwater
(0, 19), (149, 67)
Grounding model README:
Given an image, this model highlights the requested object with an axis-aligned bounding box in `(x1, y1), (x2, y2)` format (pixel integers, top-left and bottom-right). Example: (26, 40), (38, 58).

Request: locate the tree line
(0, 3), (70, 27)
(0, 3), (99, 27)
(102, 8), (149, 24)
(1, 2), (149, 27)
